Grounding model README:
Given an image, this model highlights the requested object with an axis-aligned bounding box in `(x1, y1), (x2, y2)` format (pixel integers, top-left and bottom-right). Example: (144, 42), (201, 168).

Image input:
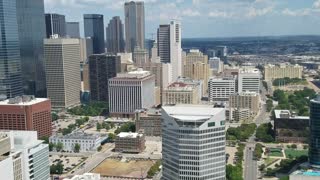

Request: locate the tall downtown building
(44, 38), (81, 109)
(17, 0), (47, 97)
(124, 1), (145, 52)
(162, 105), (226, 180)
(157, 21), (182, 82)
(84, 14), (105, 54)
(45, 13), (66, 38)
(309, 95), (320, 167)
(66, 22), (80, 38)
(0, 0), (23, 98)
(106, 16), (125, 54)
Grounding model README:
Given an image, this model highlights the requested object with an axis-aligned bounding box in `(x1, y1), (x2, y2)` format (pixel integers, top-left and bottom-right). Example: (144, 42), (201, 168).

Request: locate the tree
(291, 144), (297, 149)
(110, 122), (115, 129)
(52, 113), (59, 121)
(50, 161), (64, 174)
(74, 143), (80, 153)
(97, 146), (102, 152)
(40, 136), (49, 144)
(114, 122), (136, 134)
(49, 143), (55, 151)
(147, 160), (161, 178)
(96, 123), (102, 131)
(226, 164), (243, 180)
(108, 133), (116, 142)
(256, 123), (274, 143)
(55, 142), (64, 152)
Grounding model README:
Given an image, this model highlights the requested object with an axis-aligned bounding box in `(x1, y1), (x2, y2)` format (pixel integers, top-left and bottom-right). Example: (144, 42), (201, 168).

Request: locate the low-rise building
(49, 132), (106, 152)
(226, 108), (251, 122)
(64, 173), (101, 180)
(264, 63), (303, 81)
(115, 132), (145, 153)
(135, 109), (161, 136)
(229, 92), (260, 116)
(274, 110), (309, 143)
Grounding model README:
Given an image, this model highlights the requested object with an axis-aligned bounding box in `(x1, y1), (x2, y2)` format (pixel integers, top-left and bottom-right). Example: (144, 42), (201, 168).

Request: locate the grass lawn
(285, 149), (308, 158)
(269, 151), (283, 157)
(264, 158), (279, 167)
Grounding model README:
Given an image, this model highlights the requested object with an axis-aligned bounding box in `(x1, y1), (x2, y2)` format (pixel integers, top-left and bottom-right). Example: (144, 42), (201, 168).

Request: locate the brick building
(115, 132), (145, 153)
(135, 109), (161, 136)
(0, 96), (52, 138)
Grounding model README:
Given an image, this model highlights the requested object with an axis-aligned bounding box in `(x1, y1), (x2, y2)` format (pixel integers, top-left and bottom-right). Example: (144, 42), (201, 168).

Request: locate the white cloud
(208, 11), (231, 18)
(282, 8), (311, 17)
(246, 6), (273, 17)
(181, 9), (201, 17)
(314, 0), (320, 8)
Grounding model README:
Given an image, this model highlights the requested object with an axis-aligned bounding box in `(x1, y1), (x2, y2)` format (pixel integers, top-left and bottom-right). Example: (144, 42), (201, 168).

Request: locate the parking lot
(50, 154), (87, 174)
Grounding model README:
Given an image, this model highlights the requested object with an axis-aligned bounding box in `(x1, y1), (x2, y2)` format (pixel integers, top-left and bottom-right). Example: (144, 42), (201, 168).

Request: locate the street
(244, 145), (258, 180)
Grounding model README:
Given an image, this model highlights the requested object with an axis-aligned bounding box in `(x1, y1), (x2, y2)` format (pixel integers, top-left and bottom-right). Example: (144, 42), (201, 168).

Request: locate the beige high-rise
(264, 64), (303, 81)
(44, 38), (81, 109)
(229, 92), (260, 115)
(162, 81), (201, 105)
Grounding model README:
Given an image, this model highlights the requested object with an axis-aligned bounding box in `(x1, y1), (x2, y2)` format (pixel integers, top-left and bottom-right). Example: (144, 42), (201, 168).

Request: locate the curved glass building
(309, 95), (320, 166)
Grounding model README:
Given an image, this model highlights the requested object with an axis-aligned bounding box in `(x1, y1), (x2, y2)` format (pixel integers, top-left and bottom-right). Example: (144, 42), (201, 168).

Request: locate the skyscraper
(44, 38), (81, 109)
(45, 13), (66, 38)
(106, 16), (125, 54)
(17, 0), (47, 97)
(0, 0), (23, 98)
(84, 14), (105, 54)
(238, 68), (261, 93)
(89, 54), (121, 102)
(124, 1), (145, 52)
(309, 95), (320, 167)
(66, 22), (80, 38)
(162, 104), (226, 180)
(157, 21), (182, 81)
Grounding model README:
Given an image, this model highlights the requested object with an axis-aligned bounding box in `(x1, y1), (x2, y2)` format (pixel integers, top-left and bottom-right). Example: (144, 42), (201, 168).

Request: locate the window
(220, 121), (225, 126)
(208, 122), (215, 127)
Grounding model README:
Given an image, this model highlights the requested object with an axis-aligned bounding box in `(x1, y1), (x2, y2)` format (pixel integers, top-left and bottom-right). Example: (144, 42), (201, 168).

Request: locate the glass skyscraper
(0, 0), (23, 98)
(45, 13), (66, 38)
(17, 0), (47, 97)
(309, 95), (320, 167)
(84, 14), (105, 54)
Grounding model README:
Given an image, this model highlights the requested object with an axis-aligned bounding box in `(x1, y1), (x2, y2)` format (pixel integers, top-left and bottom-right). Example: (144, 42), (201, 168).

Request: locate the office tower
(229, 92), (260, 115)
(124, 1), (145, 52)
(0, 131), (49, 180)
(216, 46), (227, 60)
(106, 16), (125, 54)
(89, 54), (121, 102)
(264, 64), (303, 81)
(17, 0), (47, 97)
(44, 38), (81, 109)
(150, 41), (160, 63)
(208, 76), (237, 102)
(209, 57), (224, 74)
(207, 49), (216, 58)
(84, 14), (105, 54)
(0, 96), (52, 138)
(108, 69), (155, 117)
(309, 95), (320, 166)
(157, 21), (182, 81)
(162, 104), (226, 180)
(238, 68), (261, 93)
(45, 13), (66, 38)
(135, 108), (162, 136)
(79, 38), (93, 63)
(163, 81), (201, 105)
(0, 0), (23, 98)
(133, 47), (148, 66)
(66, 22), (80, 38)
(117, 52), (135, 72)
(184, 49), (208, 77)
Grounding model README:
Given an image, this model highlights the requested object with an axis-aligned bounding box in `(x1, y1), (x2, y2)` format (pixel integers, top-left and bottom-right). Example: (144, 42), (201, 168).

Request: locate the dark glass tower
(84, 14), (105, 54)
(17, 0), (47, 97)
(106, 16), (125, 54)
(0, 0), (23, 97)
(88, 54), (120, 102)
(309, 95), (320, 166)
(45, 13), (66, 38)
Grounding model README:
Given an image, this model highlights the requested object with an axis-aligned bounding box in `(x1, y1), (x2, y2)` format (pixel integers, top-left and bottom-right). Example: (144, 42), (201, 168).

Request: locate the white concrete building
(49, 132), (106, 152)
(162, 105), (226, 180)
(209, 57), (224, 73)
(0, 130), (50, 180)
(208, 76), (237, 102)
(108, 69), (155, 117)
(64, 173), (100, 180)
(238, 68), (261, 93)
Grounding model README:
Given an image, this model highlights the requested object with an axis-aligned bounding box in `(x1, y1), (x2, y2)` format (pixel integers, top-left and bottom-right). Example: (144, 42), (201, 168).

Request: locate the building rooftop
(274, 110), (309, 120)
(162, 104), (224, 121)
(291, 169), (320, 177)
(0, 96), (49, 106)
(136, 108), (161, 117)
(311, 95), (320, 104)
(240, 68), (260, 74)
(209, 76), (236, 81)
(117, 132), (143, 138)
(51, 132), (101, 140)
(114, 69), (152, 79)
(232, 91), (259, 96)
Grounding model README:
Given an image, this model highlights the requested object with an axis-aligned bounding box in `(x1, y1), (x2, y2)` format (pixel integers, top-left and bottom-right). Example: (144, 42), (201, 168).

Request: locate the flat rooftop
(274, 110), (309, 120)
(291, 169), (320, 177)
(117, 132), (143, 138)
(114, 69), (152, 79)
(162, 104), (224, 121)
(0, 97), (48, 106)
(51, 132), (101, 140)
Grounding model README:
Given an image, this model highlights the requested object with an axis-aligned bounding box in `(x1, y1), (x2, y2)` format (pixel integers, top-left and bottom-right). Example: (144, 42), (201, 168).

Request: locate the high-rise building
(163, 81), (201, 105)
(184, 49), (208, 77)
(264, 64), (303, 81)
(124, 1), (145, 52)
(0, 130), (50, 180)
(215, 46), (227, 60)
(229, 92), (260, 115)
(150, 41), (160, 63)
(66, 22), (80, 38)
(17, 0), (47, 97)
(162, 104), (226, 180)
(0, 0), (23, 98)
(208, 76), (237, 102)
(209, 57), (224, 74)
(157, 21), (182, 81)
(45, 13), (66, 38)
(108, 69), (155, 117)
(133, 47), (148, 66)
(89, 54), (121, 102)
(238, 68), (261, 93)
(44, 38), (81, 109)
(309, 95), (320, 167)
(84, 14), (105, 54)
(106, 16), (125, 54)
(79, 38), (93, 63)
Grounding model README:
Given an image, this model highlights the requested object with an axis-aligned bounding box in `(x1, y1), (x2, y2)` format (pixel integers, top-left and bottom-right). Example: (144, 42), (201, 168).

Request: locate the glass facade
(45, 13), (66, 38)
(0, 0), (23, 97)
(83, 14), (105, 54)
(309, 97), (320, 166)
(17, 0), (47, 97)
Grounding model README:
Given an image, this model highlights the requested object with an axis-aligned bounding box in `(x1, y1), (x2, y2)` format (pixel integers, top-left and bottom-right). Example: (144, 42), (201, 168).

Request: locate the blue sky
(44, 0), (320, 38)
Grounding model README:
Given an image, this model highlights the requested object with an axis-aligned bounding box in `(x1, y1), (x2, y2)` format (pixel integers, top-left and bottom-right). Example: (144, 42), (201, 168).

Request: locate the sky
(44, 0), (320, 38)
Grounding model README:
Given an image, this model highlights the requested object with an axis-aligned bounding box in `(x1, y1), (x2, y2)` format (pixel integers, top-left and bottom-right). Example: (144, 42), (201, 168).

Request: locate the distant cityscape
(1, 0), (320, 180)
